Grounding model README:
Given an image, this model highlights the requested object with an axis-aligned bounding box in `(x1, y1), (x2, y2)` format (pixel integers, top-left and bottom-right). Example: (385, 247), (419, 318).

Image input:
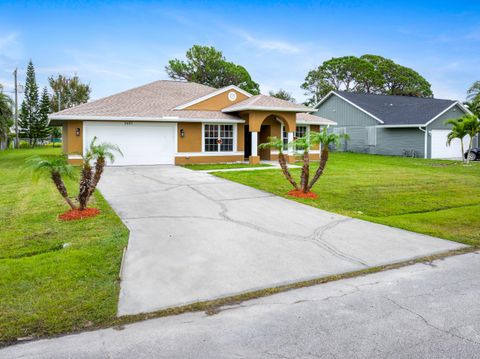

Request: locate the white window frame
(366, 126), (377, 146)
(202, 123), (237, 153)
(281, 124), (310, 152)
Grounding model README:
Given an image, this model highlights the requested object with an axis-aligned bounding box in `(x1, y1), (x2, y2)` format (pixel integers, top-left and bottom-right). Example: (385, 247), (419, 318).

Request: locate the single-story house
(49, 81), (336, 166)
(314, 91), (477, 159)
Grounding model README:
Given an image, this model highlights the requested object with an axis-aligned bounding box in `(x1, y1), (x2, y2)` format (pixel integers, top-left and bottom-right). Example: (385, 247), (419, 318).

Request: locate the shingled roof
(50, 80), (241, 121)
(319, 91), (467, 126)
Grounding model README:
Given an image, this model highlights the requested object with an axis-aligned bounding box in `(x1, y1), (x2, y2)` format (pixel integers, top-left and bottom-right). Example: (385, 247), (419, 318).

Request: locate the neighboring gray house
(315, 91), (476, 159)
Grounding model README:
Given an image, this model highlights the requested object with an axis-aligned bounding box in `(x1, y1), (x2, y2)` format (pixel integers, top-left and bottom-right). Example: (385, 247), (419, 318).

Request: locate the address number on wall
(124, 122), (133, 125)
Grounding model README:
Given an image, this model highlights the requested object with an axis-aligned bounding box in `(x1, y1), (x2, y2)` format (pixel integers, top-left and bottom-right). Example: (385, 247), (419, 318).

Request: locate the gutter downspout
(419, 126), (427, 159)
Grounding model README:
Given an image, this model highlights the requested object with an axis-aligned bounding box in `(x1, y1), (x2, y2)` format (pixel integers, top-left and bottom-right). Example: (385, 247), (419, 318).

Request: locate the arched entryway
(241, 111), (296, 164)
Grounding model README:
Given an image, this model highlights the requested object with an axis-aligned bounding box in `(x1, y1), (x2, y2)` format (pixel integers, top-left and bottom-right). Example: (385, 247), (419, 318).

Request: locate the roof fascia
(222, 106), (314, 113)
(48, 115), (245, 123)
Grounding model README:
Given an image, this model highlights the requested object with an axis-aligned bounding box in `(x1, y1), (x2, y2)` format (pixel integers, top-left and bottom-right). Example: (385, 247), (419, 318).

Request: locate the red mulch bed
(59, 208), (101, 221)
(287, 190), (318, 199)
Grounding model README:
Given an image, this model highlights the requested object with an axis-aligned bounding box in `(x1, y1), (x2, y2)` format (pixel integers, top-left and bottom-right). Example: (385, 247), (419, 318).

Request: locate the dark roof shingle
(333, 91), (459, 125)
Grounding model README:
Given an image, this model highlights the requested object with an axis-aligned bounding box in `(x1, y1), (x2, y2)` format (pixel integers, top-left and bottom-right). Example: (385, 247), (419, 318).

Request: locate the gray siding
(315, 95), (378, 126)
(316, 95), (379, 154)
(427, 104), (465, 130)
(376, 128), (425, 158)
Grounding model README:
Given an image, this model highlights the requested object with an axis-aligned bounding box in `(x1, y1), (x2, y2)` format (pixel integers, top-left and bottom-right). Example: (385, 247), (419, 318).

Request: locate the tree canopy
(165, 45), (260, 95)
(268, 89), (296, 103)
(48, 74), (91, 112)
(466, 81), (480, 116)
(0, 85), (14, 149)
(301, 55), (433, 106)
(19, 60), (44, 144)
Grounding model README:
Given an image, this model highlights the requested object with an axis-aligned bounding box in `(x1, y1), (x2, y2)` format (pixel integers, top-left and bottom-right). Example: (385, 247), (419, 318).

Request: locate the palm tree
(0, 89), (13, 150)
(306, 129), (347, 192)
(464, 115), (480, 164)
(258, 136), (299, 190)
(26, 155), (77, 210)
(467, 81), (480, 101)
(293, 135), (310, 193)
(78, 137), (122, 210)
(445, 117), (468, 163)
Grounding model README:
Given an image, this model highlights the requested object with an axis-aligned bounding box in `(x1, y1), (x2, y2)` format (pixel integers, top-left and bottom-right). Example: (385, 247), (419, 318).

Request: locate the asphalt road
(1, 251), (479, 358)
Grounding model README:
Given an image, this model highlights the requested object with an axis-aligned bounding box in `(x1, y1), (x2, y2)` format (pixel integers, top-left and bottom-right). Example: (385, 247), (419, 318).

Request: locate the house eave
(222, 106), (314, 113)
(376, 124), (425, 128)
(48, 115), (245, 123)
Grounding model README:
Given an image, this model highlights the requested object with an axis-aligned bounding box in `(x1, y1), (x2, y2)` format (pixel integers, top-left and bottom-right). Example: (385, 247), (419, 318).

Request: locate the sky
(0, 0), (479, 104)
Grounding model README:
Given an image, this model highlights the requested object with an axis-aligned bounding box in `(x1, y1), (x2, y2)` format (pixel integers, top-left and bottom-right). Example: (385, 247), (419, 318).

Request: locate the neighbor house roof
(49, 80), (243, 122)
(316, 91), (470, 126)
(296, 113), (336, 126)
(222, 94), (314, 113)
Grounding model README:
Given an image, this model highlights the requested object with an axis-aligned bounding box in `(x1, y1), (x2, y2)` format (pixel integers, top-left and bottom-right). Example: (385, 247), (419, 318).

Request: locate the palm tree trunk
(78, 163), (93, 210)
(307, 147), (329, 192)
(278, 152), (299, 190)
(85, 157), (105, 204)
(466, 136), (473, 165)
(51, 172), (76, 210)
(300, 150), (310, 193)
(461, 139), (466, 164)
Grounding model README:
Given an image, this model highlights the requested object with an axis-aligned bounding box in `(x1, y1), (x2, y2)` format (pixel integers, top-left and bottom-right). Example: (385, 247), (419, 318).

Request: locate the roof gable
(317, 91), (467, 126)
(174, 85), (252, 110)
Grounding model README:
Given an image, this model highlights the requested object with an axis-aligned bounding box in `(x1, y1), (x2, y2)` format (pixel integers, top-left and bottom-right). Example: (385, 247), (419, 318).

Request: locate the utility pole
(13, 68), (19, 148)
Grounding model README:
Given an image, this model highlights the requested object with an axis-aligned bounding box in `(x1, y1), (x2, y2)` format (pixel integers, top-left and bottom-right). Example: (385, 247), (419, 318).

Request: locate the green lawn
(214, 152), (480, 246)
(0, 148), (129, 345)
(182, 162), (272, 170)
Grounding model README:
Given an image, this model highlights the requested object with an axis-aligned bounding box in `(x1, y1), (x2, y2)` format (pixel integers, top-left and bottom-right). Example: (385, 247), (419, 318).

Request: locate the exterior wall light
(180, 128), (185, 138)
(75, 128), (81, 136)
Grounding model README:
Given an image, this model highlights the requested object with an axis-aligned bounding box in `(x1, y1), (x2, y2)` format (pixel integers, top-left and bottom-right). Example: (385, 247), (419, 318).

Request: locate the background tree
(19, 60), (40, 145)
(48, 74), (91, 112)
(166, 45), (260, 95)
(301, 55), (433, 105)
(0, 85), (14, 150)
(35, 87), (52, 141)
(268, 89), (296, 103)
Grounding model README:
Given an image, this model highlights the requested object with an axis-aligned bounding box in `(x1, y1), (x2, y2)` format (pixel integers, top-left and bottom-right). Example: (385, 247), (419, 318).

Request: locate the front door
(244, 125), (251, 159)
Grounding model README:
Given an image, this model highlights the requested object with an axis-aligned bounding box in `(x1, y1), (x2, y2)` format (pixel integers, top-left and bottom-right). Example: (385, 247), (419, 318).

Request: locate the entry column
(287, 131), (295, 163)
(249, 131), (260, 164)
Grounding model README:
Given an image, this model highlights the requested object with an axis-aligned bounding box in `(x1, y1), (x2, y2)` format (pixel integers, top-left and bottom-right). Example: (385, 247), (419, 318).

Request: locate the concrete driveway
(98, 166), (465, 316)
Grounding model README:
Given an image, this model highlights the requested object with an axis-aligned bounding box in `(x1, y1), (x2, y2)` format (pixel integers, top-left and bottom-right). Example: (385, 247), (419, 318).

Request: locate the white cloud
(0, 33), (17, 51)
(232, 29), (300, 54)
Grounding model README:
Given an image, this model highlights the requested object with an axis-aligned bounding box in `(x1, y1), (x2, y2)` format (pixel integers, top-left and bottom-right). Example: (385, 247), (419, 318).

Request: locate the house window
(204, 124), (234, 152)
(366, 126), (376, 146)
(282, 125), (308, 151)
(333, 127), (346, 136)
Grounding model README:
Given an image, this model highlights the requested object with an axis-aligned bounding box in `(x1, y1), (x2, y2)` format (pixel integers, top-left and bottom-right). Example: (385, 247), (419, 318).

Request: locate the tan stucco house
(49, 80), (335, 166)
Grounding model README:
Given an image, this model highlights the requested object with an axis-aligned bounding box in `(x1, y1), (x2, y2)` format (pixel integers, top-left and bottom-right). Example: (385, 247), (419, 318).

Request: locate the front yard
(0, 148), (129, 345)
(214, 153), (480, 247)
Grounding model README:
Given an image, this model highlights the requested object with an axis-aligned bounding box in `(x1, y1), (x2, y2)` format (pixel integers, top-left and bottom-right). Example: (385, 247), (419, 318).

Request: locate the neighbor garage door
(431, 130), (469, 159)
(84, 122), (175, 165)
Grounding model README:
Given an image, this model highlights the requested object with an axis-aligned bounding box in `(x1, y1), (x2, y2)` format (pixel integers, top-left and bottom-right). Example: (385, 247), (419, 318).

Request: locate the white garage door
(84, 122), (175, 166)
(431, 130), (469, 159)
